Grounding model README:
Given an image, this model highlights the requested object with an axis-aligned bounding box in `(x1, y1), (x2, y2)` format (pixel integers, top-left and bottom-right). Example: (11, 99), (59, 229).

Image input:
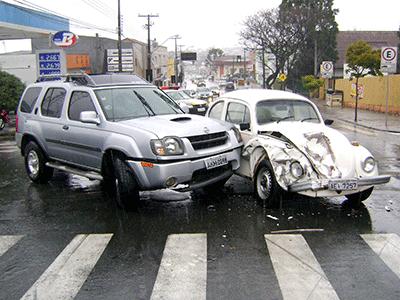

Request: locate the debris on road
(266, 215), (279, 221)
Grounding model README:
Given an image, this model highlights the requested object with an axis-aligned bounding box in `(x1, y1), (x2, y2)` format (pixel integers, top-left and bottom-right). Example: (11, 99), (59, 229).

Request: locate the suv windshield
(95, 87), (182, 121)
(256, 99), (320, 124)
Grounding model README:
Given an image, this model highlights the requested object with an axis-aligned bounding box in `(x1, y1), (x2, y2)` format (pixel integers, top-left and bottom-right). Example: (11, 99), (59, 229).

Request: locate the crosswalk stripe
(265, 234), (339, 300)
(20, 233), (113, 300)
(151, 233), (207, 300)
(361, 233), (400, 279)
(0, 235), (23, 256)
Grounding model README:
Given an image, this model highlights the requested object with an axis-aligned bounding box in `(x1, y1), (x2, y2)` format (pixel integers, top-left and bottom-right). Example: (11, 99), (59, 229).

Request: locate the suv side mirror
(239, 122), (250, 131)
(324, 119), (334, 125)
(80, 111), (100, 125)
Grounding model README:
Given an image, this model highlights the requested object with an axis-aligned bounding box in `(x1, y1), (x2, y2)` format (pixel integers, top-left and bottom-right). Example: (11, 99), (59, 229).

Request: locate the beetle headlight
(231, 127), (242, 143)
(362, 156), (375, 173)
(290, 161), (304, 178)
(151, 137), (184, 156)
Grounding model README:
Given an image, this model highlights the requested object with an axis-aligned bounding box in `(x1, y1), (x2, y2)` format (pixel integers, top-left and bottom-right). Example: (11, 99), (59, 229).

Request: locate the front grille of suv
(187, 131), (228, 150)
(191, 163), (232, 185)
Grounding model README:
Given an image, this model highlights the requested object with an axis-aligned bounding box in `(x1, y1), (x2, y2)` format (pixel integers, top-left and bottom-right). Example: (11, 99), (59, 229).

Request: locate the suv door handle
(62, 125), (69, 130)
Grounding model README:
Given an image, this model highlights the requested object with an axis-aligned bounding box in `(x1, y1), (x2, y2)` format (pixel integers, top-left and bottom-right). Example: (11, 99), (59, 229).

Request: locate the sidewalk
(0, 115), (16, 141)
(312, 99), (400, 133)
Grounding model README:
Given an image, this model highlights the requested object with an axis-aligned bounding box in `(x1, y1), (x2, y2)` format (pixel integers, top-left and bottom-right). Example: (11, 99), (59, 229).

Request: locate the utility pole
(243, 48), (246, 82)
(117, 0), (122, 72)
(139, 13), (159, 82)
(171, 35), (181, 85)
(261, 45), (266, 89)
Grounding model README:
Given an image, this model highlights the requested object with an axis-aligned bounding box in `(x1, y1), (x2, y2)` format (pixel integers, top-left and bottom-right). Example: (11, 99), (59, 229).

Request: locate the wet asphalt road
(0, 120), (399, 300)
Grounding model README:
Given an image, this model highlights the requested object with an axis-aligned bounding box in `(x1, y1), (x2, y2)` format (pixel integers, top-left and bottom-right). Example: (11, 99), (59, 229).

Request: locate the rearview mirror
(80, 111), (100, 125)
(324, 119), (334, 125)
(240, 122), (251, 131)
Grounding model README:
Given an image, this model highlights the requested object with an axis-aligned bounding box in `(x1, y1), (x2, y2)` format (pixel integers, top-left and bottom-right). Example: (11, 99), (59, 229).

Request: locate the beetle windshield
(95, 87), (183, 121)
(256, 99), (320, 124)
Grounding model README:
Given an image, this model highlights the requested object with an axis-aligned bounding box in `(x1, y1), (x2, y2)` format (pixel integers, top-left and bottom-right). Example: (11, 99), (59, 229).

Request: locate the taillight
(15, 113), (18, 133)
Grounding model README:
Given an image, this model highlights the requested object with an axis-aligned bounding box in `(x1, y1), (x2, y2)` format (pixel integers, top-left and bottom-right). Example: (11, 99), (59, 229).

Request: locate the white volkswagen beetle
(207, 89), (391, 207)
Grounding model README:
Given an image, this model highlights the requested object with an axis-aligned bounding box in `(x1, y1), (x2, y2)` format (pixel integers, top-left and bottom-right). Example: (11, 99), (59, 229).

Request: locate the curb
(0, 128), (16, 141)
(334, 118), (400, 134)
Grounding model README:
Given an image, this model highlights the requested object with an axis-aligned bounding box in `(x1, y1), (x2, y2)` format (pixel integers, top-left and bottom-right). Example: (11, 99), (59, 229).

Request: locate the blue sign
(38, 51), (63, 79)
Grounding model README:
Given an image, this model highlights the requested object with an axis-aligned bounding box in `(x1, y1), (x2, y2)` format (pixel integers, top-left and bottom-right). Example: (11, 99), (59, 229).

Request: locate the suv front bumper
(127, 147), (241, 190)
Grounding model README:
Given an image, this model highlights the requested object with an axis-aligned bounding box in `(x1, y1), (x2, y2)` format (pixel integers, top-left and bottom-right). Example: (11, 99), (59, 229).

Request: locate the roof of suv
(35, 73), (151, 88)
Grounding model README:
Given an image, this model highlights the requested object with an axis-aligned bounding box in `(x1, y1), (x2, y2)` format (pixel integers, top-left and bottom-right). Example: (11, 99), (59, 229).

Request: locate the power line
(82, 0), (116, 21)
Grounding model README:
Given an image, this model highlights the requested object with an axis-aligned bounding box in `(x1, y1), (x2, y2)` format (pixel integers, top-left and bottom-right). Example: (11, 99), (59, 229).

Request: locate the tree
(301, 75), (324, 97)
(280, 0), (338, 91)
(206, 48), (224, 65)
(346, 40), (381, 122)
(0, 71), (25, 111)
(240, 8), (308, 89)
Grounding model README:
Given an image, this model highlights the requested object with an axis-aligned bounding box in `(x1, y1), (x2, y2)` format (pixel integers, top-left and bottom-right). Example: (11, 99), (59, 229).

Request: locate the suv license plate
(205, 154), (228, 170)
(198, 107), (206, 112)
(328, 180), (358, 191)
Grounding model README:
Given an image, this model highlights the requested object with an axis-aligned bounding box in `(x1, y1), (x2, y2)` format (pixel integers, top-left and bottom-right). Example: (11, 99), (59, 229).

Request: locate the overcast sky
(1, 0), (399, 53)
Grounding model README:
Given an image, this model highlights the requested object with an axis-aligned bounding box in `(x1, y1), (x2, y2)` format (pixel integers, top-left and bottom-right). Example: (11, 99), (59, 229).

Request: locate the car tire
(254, 160), (280, 207)
(345, 187), (374, 208)
(24, 141), (53, 183)
(112, 153), (140, 210)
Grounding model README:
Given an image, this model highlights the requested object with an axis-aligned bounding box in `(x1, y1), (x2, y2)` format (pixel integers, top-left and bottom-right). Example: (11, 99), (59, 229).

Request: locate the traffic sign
(278, 73), (287, 81)
(381, 47), (397, 74)
(320, 61), (333, 78)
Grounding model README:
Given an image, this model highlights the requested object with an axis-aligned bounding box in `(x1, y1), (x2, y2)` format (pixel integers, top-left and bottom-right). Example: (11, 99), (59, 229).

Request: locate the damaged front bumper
(289, 175), (391, 193)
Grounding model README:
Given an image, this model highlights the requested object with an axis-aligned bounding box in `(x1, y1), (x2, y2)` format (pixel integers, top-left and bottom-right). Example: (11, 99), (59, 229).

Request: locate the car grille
(191, 163), (232, 185)
(187, 131), (228, 150)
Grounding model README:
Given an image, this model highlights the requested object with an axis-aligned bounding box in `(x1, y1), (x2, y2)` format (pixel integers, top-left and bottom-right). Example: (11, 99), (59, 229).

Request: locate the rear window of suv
(41, 88), (66, 118)
(19, 87), (42, 113)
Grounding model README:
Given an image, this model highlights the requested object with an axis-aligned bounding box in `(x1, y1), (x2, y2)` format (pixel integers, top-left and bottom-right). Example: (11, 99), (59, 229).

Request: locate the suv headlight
(231, 127), (242, 143)
(151, 137), (184, 156)
(362, 156), (375, 173)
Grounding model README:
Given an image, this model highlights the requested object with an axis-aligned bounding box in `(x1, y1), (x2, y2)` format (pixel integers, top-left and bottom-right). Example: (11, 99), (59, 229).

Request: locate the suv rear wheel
(112, 153), (140, 210)
(24, 141), (53, 183)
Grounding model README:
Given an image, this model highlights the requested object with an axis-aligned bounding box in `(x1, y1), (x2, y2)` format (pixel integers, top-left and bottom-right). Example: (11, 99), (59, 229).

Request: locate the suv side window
(226, 102), (251, 125)
(20, 87), (42, 113)
(41, 88), (66, 118)
(68, 91), (97, 121)
(208, 101), (224, 119)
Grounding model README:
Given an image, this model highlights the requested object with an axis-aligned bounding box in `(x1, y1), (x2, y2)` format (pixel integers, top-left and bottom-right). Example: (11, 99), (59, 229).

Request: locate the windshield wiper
(276, 115), (294, 123)
(301, 117), (319, 122)
(133, 90), (155, 116)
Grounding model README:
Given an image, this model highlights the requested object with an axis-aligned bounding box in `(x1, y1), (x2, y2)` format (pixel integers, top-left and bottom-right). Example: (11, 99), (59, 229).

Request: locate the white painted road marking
(361, 233), (400, 279)
(20, 233), (113, 300)
(0, 235), (23, 256)
(265, 234), (339, 300)
(151, 233), (207, 300)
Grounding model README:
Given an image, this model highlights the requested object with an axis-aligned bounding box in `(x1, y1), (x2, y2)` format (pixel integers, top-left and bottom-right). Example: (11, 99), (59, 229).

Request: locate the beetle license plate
(328, 180), (358, 191)
(205, 154), (228, 170)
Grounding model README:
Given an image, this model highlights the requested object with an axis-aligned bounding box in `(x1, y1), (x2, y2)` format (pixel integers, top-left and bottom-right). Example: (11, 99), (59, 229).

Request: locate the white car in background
(164, 89), (208, 115)
(207, 89), (391, 207)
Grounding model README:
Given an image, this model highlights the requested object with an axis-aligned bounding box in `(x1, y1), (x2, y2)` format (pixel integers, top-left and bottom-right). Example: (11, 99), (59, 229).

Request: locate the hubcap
(27, 150), (39, 176)
(257, 168), (272, 200)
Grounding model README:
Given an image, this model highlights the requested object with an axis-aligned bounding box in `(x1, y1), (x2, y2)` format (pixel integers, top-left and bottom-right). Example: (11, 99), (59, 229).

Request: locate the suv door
(63, 91), (105, 170)
(39, 87), (67, 160)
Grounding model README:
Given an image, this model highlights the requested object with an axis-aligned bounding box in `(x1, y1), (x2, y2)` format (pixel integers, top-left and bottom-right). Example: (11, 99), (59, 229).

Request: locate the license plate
(205, 154), (228, 170)
(198, 107), (206, 112)
(328, 179), (358, 191)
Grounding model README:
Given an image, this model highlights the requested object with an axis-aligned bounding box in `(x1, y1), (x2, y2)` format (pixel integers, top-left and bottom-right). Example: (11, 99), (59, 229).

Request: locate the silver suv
(16, 74), (242, 208)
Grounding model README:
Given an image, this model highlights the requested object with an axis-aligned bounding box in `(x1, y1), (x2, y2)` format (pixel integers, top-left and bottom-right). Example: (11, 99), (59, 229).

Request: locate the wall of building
(0, 53), (36, 84)
(335, 74), (400, 114)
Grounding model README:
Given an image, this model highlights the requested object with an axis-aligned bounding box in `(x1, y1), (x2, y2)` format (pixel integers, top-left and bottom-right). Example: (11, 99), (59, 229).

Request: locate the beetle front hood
(120, 114), (230, 138)
(259, 122), (356, 178)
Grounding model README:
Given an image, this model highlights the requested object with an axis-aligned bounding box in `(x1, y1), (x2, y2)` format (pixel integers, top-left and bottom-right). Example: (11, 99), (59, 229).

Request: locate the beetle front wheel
(254, 160), (280, 207)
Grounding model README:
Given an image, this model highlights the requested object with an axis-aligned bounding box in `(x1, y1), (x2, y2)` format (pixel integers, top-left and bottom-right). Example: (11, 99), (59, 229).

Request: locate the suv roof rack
(36, 73), (150, 87)
(36, 73), (96, 86)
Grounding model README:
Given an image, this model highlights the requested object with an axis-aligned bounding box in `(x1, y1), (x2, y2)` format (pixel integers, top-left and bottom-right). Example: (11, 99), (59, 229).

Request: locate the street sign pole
(381, 47), (397, 127)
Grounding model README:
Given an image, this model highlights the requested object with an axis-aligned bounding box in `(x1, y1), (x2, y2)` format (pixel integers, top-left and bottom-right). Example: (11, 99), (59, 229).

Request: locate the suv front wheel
(112, 153), (140, 210)
(24, 141), (53, 183)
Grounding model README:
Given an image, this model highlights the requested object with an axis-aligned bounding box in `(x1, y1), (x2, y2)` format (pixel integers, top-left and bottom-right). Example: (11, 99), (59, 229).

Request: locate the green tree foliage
(280, 0), (338, 91)
(301, 75), (324, 96)
(345, 40), (381, 122)
(206, 48), (224, 66)
(0, 71), (25, 111)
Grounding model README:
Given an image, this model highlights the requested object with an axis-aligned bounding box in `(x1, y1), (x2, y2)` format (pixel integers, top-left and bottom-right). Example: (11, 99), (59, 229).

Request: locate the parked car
(16, 73), (243, 209)
(196, 87), (214, 103)
(164, 89), (208, 115)
(207, 89), (391, 207)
